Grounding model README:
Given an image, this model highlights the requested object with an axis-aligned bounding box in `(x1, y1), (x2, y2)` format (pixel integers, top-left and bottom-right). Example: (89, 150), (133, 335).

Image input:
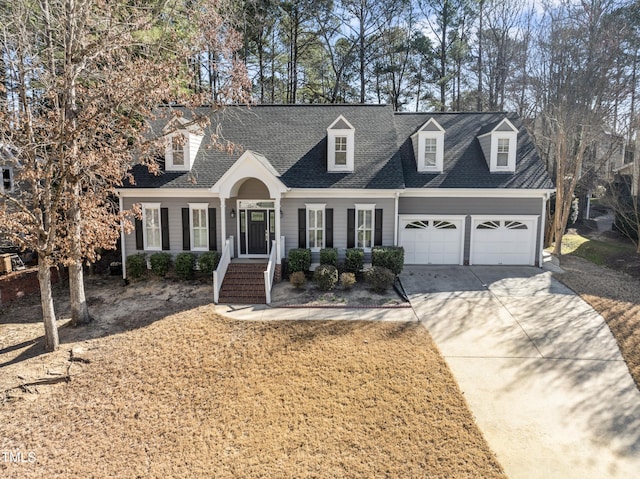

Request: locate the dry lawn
(556, 255), (640, 388)
(0, 279), (505, 478)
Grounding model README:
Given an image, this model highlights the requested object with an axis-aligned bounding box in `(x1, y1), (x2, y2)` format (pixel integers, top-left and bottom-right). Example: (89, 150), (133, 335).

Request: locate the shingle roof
(125, 105), (553, 191)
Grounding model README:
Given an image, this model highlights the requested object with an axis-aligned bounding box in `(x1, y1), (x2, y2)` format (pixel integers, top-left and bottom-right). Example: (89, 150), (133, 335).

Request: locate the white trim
(416, 118), (445, 173)
(236, 199), (275, 258)
(117, 188), (215, 198)
(540, 193), (550, 267)
(305, 203), (326, 252)
(400, 188), (554, 198)
(284, 189), (399, 199)
(354, 203), (375, 250)
(469, 215), (539, 266)
(398, 214), (466, 265)
(120, 195), (126, 279)
(141, 202), (162, 251)
(211, 150), (288, 199)
(188, 203), (209, 251)
(477, 118), (518, 138)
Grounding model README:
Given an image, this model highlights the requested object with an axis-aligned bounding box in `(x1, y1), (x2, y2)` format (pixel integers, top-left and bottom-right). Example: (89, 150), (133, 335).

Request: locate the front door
(247, 210), (268, 254)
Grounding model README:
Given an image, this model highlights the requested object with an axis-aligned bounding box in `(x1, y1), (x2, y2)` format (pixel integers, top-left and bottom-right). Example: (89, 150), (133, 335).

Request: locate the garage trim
(469, 215), (539, 266)
(398, 215), (466, 265)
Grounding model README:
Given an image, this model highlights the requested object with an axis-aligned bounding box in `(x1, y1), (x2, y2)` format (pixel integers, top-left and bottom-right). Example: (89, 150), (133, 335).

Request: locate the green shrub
(288, 248), (311, 272)
(319, 248), (338, 266)
(175, 252), (196, 280)
(340, 272), (356, 290)
(313, 264), (339, 291)
(126, 253), (147, 279)
(344, 248), (364, 273)
(149, 252), (172, 277)
(198, 251), (221, 275)
(289, 271), (306, 289)
(371, 246), (405, 275)
(364, 266), (395, 293)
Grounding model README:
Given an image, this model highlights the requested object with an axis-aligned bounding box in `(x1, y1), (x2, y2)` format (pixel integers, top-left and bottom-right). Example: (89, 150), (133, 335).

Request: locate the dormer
(163, 117), (204, 171)
(327, 115), (355, 172)
(412, 118), (445, 173)
(477, 118), (518, 173)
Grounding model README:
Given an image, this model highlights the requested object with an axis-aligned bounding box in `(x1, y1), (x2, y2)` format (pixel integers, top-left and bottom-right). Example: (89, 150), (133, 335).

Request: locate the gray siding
(122, 196), (221, 256)
(281, 197), (395, 256)
(398, 196), (543, 265)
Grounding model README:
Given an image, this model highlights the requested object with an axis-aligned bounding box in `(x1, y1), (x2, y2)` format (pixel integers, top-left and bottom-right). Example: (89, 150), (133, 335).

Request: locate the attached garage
(470, 216), (538, 265)
(399, 216), (464, 265)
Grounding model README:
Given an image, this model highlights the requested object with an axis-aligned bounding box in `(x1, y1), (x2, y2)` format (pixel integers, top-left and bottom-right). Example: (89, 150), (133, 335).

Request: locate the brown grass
(557, 255), (640, 388)
(1, 294), (505, 478)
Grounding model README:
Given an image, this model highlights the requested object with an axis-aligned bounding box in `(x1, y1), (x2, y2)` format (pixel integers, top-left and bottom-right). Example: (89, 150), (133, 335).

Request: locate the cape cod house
(116, 105), (554, 303)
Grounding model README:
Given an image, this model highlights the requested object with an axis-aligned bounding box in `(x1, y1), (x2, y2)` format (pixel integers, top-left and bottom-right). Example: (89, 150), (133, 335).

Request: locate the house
(116, 105), (554, 302)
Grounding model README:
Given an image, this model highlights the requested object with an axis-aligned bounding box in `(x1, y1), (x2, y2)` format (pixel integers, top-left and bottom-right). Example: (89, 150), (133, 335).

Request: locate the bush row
(125, 251), (221, 280)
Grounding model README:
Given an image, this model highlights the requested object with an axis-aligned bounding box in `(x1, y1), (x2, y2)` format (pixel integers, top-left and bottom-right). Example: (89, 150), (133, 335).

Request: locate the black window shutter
(298, 208), (306, 248)
(161, 207), (170, 250)
(182, 208), (190, 250)
(208, 208), (217, 251)
(374, 209), (383, 246)
(347, 208), (355, 248)
(135, 218), (143, 250)
(325, 208), (333, 248)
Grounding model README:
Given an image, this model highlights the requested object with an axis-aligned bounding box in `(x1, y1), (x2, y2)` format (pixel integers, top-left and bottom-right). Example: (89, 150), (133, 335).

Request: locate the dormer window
(497, 139), (510, 167)
(414, 118), (445, 173)
(172, 136), (185, 167)
(163, 117), (204, 172)
(478, 118), (518, 173)
(327, 115), (355, 172)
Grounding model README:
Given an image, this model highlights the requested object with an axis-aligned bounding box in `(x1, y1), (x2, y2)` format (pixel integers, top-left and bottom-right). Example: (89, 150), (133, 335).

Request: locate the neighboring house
(117, 105), (554, 301)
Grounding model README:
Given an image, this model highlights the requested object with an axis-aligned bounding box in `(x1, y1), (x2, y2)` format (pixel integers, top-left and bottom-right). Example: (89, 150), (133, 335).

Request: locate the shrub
(198, 251), (221, 275)
(319, 248), (338, 266)
(364, 266), (395, 293)
(340, 272), (356, 290)
(175, 252), (196, 280)
(371, 246), (405, 275)
(149, 252), (172, 277)
(126, 253), (147, 279)
(344, 248), (364, 273)
(288, 248), (311, 272)
(313, 264), (339, 291)
(289, 271), (307, 289)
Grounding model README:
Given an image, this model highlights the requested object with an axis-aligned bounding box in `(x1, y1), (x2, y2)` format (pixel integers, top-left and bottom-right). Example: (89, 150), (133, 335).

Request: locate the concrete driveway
(400, 265), (640, 479)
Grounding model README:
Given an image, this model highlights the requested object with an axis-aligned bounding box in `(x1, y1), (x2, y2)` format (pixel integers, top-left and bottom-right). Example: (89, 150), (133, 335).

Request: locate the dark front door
(248, 210), (268, 254)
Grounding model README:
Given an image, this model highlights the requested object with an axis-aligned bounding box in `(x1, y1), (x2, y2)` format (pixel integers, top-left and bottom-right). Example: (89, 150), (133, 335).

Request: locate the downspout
(119, 193), (126, 280)
(394, 191), (400, 245)
(540, 192), (550, 267)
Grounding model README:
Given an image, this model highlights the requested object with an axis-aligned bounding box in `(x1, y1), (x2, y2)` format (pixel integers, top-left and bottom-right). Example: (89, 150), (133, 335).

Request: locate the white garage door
(399, 217), (464, 265)
(471, 217), (538, 265)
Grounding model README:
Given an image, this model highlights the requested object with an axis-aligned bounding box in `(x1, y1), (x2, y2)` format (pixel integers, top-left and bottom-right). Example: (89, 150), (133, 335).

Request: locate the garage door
(399, 217), (464, 265)
(470, 217), (538, 265)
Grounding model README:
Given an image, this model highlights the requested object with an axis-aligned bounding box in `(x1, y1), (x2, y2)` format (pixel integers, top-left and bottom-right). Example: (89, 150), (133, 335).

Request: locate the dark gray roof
(125, 105), (553, 191)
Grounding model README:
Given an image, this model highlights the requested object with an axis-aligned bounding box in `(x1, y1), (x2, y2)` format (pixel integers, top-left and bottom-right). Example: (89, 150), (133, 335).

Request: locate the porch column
(220, 197), (227, 250)
(275, 197), (282, 262)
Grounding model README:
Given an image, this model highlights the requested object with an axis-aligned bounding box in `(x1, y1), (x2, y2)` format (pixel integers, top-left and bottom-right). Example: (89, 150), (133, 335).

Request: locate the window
(335, 136), (348, 165)
(190, 203), (209, 250)
(172, 136), (185, 166)
(142, 203), (162, 250)
(307, 204), (325, 251)
(327, 115), (355, 172)
(497, 139), (510, 167)
(356, 204), (375, 249)
(423, 138), (437, 167)
(1, 167), (12, 193)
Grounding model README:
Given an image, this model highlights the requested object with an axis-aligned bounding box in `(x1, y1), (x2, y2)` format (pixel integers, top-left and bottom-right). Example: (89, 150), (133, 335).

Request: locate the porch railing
(264, 240), (277, 305)
(213, 238), (232, 304)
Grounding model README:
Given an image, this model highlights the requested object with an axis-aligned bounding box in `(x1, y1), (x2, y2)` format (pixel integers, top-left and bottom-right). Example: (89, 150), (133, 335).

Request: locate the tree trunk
(69, 182), (91, 326)
(38, 253), (59, 352)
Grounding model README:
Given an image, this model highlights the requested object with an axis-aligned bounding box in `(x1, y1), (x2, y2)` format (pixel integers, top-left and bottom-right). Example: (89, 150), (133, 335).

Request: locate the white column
(275, 197), (282, 262)
(220, 197), (226, 252)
